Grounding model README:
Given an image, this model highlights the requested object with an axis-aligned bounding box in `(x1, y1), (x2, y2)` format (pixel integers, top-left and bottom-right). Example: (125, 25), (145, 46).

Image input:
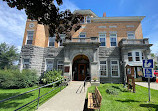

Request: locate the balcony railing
(64, 37), (98, 43)
(119, 38), (149, 46)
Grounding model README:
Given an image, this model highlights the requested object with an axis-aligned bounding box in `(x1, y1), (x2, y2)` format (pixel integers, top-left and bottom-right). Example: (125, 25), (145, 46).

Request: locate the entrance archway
(72, 54), (90, 81)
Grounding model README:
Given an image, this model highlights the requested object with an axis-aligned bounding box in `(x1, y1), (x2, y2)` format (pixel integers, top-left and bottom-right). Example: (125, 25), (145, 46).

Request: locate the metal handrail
(84, 76), (90, 92)
(0, 79), (66, 111)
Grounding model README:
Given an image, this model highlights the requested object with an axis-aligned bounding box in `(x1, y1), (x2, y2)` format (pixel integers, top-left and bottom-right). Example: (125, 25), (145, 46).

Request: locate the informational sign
(144, 68), (153, 78)
(143, 59), (153, 68)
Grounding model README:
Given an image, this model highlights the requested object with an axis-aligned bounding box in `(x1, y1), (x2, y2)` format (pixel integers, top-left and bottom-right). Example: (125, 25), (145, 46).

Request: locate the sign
(144, 68), (153, 78)
(143, 59), (153, 68)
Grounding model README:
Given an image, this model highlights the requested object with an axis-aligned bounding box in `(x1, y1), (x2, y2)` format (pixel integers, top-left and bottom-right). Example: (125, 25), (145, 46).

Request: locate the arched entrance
(72, 54), (90, 81)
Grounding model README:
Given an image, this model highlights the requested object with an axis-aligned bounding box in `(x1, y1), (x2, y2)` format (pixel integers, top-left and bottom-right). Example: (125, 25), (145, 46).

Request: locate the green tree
(2, 0), (81, 41)
(0, 42), (19, 69)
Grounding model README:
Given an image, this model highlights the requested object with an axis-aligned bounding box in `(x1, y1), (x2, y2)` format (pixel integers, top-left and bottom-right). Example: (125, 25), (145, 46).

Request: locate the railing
(0, 79), (68, 111)
(64, 37), (98, 43)
(84, 76), (91, 92)
(119, 38), (149, 46)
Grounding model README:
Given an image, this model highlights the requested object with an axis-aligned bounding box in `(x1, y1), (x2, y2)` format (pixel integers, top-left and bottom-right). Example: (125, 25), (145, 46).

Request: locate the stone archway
(72, 54), (90, 81)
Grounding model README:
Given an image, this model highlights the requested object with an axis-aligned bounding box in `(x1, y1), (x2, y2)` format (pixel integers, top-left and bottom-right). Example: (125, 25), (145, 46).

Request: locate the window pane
(136, 57), (140, 61)
(110, 34), (116, 37)
(100, 71), (106, 76)
(112, 71), (118, 76)
(24, 59), (29, 63)
(136, 52), (139, 56)
(128, 57), (133, 61)
(79, 34), (86, 37)
(128, 52), (132, 56)
(100, 61), (106, 64)
(111, 42), (116, 46)
(110, 38), (116, 42)
(111, 61), (117, 64)
(49, 37), (55, 46)
(27, 40), (32, 44)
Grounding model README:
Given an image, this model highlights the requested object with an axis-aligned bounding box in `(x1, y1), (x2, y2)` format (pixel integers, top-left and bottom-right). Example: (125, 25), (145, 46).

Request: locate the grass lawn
(0, 85), (65, 111)
(88, 84), (158, 111)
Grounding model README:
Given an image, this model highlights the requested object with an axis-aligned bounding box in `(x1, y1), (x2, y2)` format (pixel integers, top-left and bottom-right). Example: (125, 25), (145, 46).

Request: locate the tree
(2, 0), (81, 41)
(0, 42), (19, 69)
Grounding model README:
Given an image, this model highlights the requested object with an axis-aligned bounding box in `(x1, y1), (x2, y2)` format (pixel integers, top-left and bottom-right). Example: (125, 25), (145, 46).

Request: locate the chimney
(103, 12), (106, 17)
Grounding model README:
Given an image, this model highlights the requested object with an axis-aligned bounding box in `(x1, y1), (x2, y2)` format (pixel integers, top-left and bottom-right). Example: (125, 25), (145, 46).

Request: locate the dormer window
(49, 35), (55, 47)
(79, 32), (86, 37)
(86, 16), (91, 23)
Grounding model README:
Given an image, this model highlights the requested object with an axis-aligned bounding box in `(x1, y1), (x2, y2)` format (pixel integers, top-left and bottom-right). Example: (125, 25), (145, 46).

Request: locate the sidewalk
(37, 81), (90, 111)
(135, 82), (158, 90)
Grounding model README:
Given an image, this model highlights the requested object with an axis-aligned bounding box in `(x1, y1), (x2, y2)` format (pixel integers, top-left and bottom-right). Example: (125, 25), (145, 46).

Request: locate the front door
(78, 64), (86, 81)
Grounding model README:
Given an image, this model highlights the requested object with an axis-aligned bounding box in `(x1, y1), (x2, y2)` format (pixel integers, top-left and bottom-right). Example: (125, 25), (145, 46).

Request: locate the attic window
(86, 16), (91, 23)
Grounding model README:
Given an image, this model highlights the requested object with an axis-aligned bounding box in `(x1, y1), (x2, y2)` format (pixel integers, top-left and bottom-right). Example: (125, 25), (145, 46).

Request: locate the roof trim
(92, 16), (145, 22)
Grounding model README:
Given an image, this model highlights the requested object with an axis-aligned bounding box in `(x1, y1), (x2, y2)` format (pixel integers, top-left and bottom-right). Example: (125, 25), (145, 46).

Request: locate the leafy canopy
(2, 0), (81, 41)
(0, 42), (19, 69)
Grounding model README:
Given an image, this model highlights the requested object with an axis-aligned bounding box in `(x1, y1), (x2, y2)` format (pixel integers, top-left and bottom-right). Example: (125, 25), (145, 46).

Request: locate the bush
(0, 69), (38, 89)
(106, 87), (119, 95)
(40, 69), (63, 85)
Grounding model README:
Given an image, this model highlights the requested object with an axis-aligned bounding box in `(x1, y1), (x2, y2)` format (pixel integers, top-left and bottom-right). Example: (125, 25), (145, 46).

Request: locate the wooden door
(78, 64), (86, 81)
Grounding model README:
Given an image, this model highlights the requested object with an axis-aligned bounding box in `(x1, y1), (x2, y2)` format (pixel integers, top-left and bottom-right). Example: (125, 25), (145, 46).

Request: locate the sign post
(143, 59), (153, 102)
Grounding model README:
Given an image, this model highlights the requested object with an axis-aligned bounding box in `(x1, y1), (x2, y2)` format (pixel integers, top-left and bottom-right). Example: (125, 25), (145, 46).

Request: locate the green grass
(0, 85), (65, 111)
(87, 84), (158, 111)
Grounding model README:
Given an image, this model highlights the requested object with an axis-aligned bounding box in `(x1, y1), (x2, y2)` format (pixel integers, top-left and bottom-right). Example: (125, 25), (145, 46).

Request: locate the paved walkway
(135, 82), (158, 90)
(38, 81), (90, 111)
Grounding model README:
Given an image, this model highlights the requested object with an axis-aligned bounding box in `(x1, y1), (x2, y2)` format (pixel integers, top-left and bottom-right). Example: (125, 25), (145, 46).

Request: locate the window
(126, 25), (134, 28)
(110, 33), (117, 46)
(80, 16), (85, 24)
(100, 61), (107, 77)
(109, 26), (117, 28)
(127, 32), (135, 39)
(58, 60), (64, 75)
(111, 60), (119, 77)
(49, 36), (55, 46)
(98, 26), (106, 28)
(58, 34), (65, 46)
(99, 33), (106, 46)
(46, 59), (54, 71)
(86, 16), (91, 23)
(128, 52), (133, 61)
(79, 32), (86, 37)
(142, 53), (144, 60)
(135, 52), (140, 61)
(23, 59), (30, 69)
(26, 31), (34, 44)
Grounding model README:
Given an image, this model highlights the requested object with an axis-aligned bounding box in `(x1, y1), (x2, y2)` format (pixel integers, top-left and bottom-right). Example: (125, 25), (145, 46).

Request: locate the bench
(88, 86), (102, 111)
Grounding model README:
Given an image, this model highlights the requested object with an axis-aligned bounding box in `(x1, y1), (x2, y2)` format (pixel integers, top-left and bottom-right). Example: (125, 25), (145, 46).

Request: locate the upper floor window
(26, 31), (34, 44)
(79, 32), (86, 37)
(58, 34), (65, 46)
(109, 26), (117, 28)
(80, 16), (85, 24)
(100, 61), (107, 77)
(99, 33), (106, 46)
(86, 16), (91, 23)
(110, 33), (117, 46)
(111, 60), (119, 77)
(128, 52), (133, 61)
(98, 26), (106, 28)
(49, 36), (55, 47)
(127, 32), (135, 39)
(23, 59), (30, 69)
(58, 60), (64, 75)
(135, 52), (140, 61)
(126, 25), (134, 28)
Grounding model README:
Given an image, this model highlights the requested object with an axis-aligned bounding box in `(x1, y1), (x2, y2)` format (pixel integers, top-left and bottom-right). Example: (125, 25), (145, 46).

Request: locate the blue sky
(0, 0), (158, 53)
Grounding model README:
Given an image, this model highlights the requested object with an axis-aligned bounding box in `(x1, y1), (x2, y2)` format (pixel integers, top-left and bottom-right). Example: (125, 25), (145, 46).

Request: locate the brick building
(19, 9), (152, 83)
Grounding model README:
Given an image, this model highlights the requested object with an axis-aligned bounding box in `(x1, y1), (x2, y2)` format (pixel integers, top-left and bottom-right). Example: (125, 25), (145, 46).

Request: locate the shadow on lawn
(116, 99), (141, 103)
(140, 104), (158, 110)
(0, 92), (34, 109)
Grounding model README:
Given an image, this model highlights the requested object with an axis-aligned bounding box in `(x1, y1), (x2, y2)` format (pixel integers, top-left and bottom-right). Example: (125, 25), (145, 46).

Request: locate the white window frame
(109, 26), (117, 28)
(127, 32), (135, 39)
(58, 34), (65, 47)
(99, 60), (108, 77)
(99, 33), (106, 47)
(126, 25), (134, 28)
(57, 60), (64, 71)
(86, 16), (91, 23)
(128, 50), (143, 62)
(128, 52), (133, 62)
(135, 52), (140, 61)
(45, 58), (54, 71)
(26, 30), (34, 45)
(111, 60), (120, 77)
(48, 36), (55, 47)
(80, 16), (85, 24)
(23, 58), (30, 69)
(110, 33), (117, 47)
(79, 32), (86, 38)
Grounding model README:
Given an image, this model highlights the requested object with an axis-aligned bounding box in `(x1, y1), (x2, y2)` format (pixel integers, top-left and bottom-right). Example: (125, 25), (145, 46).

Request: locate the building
(19, 9), (152, 83)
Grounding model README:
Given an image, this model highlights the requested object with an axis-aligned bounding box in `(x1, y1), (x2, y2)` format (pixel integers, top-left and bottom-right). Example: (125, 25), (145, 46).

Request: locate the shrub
(0, 69), (38, 89)
(40, 69), (63, 85)
(106, 87), (120, 95)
